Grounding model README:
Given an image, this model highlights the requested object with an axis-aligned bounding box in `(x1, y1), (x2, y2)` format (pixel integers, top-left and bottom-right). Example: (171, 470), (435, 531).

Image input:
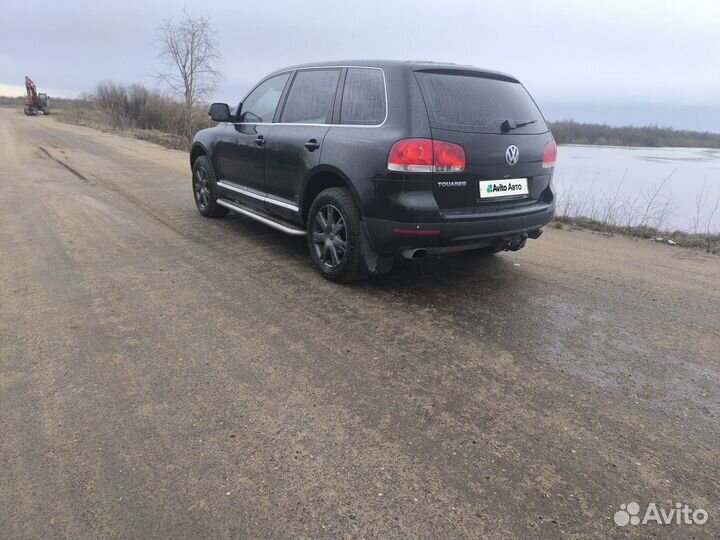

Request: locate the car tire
(192, 156), (228, 218)
(307, 187), (368, 283)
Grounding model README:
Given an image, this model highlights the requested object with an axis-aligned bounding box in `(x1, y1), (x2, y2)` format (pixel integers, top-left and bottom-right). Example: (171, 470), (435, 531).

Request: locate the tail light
(433, 141), (466, 172)
(387, 139), (433, 172)
(542, 140), (557, 169)
(388, 139), (465, 173)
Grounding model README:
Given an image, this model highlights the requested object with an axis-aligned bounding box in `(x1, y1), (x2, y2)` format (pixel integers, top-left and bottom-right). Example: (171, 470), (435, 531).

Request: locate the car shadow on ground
(222, 213), (533, 307)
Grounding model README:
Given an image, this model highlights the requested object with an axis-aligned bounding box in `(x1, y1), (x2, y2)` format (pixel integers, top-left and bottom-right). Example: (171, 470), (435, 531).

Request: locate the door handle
(254, 135), (265, 146)
(304, 139), (320, 152)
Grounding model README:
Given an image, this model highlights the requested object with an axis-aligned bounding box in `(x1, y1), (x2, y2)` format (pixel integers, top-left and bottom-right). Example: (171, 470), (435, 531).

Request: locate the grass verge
(552, 216), (720, 255)
(52, 105), (189, 151)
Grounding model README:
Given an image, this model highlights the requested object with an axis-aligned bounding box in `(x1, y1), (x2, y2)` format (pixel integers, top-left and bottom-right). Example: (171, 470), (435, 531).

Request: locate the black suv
(191, 60), (556, 282)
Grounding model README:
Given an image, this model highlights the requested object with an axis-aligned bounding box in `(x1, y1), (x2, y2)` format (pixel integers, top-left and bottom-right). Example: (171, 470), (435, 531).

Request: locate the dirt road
(1, 107), (718, 539)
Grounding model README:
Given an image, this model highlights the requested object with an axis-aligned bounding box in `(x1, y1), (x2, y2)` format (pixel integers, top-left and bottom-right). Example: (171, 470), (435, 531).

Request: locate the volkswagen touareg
(190, 60), (556, 282)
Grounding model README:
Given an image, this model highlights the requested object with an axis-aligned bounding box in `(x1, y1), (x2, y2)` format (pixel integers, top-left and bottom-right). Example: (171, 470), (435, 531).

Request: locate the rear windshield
(415, 71), (548, 135)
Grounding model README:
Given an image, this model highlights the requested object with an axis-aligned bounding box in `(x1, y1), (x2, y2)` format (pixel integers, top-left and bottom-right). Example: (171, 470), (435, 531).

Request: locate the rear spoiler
(412, 68), (519, 84)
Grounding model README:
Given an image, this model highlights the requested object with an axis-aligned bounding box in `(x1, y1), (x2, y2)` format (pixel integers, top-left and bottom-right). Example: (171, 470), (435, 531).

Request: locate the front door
(214, 73), (290, 204)
(215, 123), (272, 198)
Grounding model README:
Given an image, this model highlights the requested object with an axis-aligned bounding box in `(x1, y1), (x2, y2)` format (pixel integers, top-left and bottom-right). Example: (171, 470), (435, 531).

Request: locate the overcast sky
(1, 0), (718, 131)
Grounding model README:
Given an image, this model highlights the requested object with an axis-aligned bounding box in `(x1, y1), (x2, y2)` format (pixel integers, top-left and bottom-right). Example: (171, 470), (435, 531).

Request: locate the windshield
(415, 70), (548, 135)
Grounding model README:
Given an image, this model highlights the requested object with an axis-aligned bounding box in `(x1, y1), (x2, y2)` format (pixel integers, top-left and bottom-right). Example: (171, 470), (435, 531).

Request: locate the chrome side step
(217, 180), (300, 212)
(216, 198), (306, 237)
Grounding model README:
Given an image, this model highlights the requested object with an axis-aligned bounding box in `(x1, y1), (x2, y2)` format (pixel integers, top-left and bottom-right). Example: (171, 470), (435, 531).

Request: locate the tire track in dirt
(38, 146), (93, 183)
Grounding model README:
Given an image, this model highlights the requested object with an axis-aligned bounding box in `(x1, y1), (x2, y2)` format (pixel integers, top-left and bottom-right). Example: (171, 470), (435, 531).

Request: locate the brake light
(433, 141), (466, 172)
(388, 139), (465, 173)
(542, 140), (557, 169)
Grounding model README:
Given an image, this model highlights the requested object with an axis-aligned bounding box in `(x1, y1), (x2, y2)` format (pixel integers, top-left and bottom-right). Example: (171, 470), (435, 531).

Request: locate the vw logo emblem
(505, 145), (519, 166)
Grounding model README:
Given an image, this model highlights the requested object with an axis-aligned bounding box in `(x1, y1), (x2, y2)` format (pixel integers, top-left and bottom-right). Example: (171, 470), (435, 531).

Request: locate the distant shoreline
(557, 143), (720, 152)
(548, 120), (720, 150)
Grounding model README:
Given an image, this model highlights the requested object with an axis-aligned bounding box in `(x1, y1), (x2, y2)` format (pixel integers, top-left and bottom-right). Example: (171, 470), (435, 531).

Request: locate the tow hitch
(498, 229), (542, 251)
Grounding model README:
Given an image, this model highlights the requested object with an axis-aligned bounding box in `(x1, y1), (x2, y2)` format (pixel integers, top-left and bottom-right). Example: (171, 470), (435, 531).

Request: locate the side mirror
(208, 102), (231, 123)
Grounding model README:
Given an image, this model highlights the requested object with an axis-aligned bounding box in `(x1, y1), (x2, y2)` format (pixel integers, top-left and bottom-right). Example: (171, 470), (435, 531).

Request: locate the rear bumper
(364, 201), (555, 253)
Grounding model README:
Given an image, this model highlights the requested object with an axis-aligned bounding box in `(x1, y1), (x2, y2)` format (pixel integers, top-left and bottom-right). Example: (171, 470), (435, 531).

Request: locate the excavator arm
(25, 76), (38, 107)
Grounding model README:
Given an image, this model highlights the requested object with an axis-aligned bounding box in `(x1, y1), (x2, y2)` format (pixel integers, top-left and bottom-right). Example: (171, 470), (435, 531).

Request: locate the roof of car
(267, 60), (517, 81)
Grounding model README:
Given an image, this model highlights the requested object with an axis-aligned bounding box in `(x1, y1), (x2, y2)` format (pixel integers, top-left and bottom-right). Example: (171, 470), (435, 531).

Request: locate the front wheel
(192, 156), (228, 218)
(307, 188), (368, 283)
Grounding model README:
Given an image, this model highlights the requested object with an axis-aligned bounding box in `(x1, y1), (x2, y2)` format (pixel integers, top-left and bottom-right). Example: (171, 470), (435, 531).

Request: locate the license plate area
(479, 178), (529, 199)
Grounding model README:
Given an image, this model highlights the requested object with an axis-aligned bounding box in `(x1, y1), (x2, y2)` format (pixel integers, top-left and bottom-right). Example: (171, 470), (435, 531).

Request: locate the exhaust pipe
(401, 229), (541, 258)
(527, 229), (543, 239)
(402, 248), (429, 260)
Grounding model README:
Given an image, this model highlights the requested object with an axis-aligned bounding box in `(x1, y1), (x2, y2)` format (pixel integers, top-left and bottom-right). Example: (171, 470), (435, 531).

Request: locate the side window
(239, 73), (289, 123)
(280, 69), (341, 124)
(340, 68), (386, 125)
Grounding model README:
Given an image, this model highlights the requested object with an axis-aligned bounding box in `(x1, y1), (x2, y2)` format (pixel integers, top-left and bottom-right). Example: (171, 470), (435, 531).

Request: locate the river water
(553, 145), (720, 233)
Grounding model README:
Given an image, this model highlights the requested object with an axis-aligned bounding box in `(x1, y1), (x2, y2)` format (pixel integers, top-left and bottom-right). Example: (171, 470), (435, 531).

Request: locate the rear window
(415, 71), (548, 134)
(340, 68), (386, 125)
(281, 69), (341, 124)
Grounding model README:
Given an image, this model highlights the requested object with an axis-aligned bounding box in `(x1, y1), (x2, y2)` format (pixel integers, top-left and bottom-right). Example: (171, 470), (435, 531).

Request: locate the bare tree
(156, 11), (221, 140)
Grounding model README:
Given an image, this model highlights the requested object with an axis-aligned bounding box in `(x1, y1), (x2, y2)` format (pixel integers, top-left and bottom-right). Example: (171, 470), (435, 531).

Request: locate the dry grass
(51, 92), (208, 151)
(552, 216), (719, 254)
(49, 82), (212, 151)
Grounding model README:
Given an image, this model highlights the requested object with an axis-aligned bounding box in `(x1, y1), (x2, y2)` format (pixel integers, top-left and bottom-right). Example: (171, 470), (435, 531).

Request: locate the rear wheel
(307, 188), (368, 283)
(192, 156), (228, 218)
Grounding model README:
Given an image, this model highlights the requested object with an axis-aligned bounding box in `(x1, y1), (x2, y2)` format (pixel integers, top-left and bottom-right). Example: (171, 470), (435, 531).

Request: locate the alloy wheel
(312, 204), (347, 269)
(193, 167), (211, 210)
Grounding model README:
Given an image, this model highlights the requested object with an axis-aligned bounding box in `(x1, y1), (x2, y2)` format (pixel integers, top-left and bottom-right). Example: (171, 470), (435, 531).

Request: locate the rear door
(263, 68), (342, 219)
(414, 69), (553, 213)
(214, 73), (290, 203)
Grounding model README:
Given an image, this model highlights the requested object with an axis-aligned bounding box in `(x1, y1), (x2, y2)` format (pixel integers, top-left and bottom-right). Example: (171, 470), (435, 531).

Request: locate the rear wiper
(501, 119), (537, 132)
